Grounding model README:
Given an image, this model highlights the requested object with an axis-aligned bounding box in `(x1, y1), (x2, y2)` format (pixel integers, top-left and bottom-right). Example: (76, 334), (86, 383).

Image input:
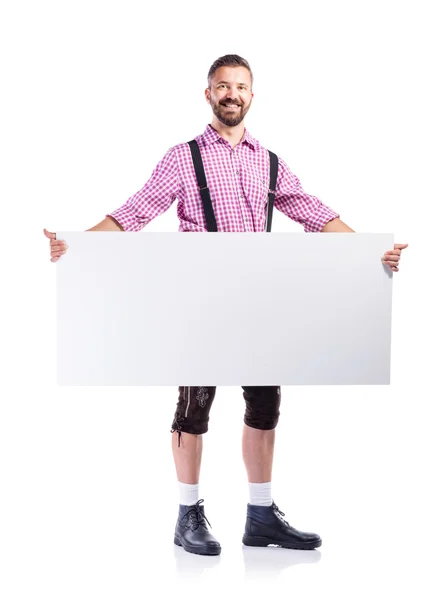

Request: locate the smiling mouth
(222, 103), (240, 109)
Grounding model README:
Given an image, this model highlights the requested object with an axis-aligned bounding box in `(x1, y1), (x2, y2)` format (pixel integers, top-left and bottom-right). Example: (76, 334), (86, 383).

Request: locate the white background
(0, 0), (439, 598)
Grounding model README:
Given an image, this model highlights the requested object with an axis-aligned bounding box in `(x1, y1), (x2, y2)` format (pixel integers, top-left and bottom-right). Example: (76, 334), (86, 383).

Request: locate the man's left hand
(381, 243), (409, 272)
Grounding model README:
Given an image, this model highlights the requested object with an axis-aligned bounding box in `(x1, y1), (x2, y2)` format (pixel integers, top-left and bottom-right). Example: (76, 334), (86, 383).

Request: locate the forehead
(211, 65), (252, 86)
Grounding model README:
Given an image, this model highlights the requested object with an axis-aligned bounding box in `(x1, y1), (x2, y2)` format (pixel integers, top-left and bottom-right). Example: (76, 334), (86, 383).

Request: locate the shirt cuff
(105, 208), (142, 232)
(304, 205), (340, 233)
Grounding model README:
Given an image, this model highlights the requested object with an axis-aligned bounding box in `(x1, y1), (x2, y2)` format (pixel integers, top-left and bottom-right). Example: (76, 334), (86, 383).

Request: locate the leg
(170, 386), (217, 484)
(241, 386), (321, 550)
(242, 424), (275, 483)
(241, 385), (280, 484)
(170, 386), (221, 556)
(172, 430), (202, 484)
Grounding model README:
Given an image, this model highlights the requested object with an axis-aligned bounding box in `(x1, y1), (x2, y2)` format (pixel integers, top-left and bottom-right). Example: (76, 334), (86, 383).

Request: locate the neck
(210, 119), (245, 149)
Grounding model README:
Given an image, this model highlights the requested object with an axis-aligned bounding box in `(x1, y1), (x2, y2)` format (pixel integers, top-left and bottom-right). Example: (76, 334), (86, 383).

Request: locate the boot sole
(242, 533), (321, 550)
(174, 534), (221, 556)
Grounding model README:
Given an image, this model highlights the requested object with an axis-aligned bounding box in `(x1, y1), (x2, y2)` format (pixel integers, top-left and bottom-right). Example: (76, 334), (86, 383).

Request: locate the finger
(44, 228), (57, 240)
(50, 240), (67, 250)
(382, 258), (399, 267)
(51, 250), (66, 258)
(394, 243), (408, 250)
(381, 252), (399, 260)
(385, 250), (401, 256)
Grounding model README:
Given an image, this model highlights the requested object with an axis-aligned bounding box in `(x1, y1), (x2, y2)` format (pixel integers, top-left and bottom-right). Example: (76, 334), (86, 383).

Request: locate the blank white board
(56, 232), (393, 386)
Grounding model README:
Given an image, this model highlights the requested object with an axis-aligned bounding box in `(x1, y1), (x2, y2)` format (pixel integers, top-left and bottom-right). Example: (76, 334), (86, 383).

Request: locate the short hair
(207, 54), (253, 89)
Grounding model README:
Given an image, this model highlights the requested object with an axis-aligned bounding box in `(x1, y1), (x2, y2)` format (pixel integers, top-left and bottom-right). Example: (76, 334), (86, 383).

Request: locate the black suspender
(188, 140), (218, 232)
(187, 140), (278, 233)
(266, 150), (279, 233)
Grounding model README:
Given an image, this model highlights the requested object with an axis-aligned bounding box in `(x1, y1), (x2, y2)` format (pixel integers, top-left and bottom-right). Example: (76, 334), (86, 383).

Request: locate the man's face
(205, 66), (253, 127)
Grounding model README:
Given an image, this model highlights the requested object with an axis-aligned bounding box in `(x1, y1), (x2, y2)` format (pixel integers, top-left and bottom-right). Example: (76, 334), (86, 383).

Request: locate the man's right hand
(43, 228), (68, 262)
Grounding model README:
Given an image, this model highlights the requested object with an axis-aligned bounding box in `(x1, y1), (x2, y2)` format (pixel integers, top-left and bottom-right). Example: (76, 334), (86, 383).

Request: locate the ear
(205, 87), (210, 103)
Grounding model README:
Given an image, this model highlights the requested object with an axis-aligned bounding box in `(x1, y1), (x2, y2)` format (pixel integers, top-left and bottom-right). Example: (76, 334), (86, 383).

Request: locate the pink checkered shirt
(107, 124), (339, 233)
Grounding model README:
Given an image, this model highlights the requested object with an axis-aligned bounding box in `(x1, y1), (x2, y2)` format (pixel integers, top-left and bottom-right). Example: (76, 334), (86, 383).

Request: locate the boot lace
(273, 503), (291, 527)
(181, 499), (212, 531)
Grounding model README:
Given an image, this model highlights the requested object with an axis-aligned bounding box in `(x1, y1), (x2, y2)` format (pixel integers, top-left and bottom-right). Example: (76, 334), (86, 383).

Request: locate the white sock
(249, 481), (272, 506)
(179, 482), (199, 506)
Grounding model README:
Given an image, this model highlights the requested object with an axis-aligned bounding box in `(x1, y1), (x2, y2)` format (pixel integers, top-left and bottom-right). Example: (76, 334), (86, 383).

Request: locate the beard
(211, 98), (251, 127)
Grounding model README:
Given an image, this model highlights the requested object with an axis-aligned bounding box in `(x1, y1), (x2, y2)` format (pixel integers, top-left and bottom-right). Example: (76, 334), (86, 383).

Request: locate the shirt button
(236, 170), (240, 175)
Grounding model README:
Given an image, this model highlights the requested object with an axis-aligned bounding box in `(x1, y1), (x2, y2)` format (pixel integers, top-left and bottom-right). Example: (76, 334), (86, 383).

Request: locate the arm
(320, 217), (355, 233)
(273, 158), (407, 271)
(274, 157), (341, 232)
(45, 150), (179, 261)
(104, 147), (181, 232)
(320, 212), (408, 273)
(86, 216), (124, 232)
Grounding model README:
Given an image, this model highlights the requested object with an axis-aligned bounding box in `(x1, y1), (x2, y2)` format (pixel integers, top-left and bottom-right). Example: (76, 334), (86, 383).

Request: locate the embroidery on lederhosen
(196, 386), (209, 407)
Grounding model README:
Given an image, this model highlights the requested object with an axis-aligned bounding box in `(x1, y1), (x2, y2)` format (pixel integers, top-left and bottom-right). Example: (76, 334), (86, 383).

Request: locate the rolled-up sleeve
(106, 147), (181, 231)
(274, 157), (340, 232)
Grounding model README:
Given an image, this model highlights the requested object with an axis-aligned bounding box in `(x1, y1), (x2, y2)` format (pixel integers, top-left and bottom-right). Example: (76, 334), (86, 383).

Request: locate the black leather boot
(174, 499), (221, 556)
(242, 502), (322, 550)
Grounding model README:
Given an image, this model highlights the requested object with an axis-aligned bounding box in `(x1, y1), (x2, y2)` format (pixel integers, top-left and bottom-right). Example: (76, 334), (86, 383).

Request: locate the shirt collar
(199, 124), (259, 150)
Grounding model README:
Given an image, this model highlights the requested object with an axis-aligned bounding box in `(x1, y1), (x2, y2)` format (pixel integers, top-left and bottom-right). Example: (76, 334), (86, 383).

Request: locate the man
(44, 54), (408, 557)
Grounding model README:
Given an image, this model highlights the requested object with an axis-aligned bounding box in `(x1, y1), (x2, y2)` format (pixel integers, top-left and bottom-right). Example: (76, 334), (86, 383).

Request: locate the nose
(224, 94), (240, 104)
(224, 87), (242, 103)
